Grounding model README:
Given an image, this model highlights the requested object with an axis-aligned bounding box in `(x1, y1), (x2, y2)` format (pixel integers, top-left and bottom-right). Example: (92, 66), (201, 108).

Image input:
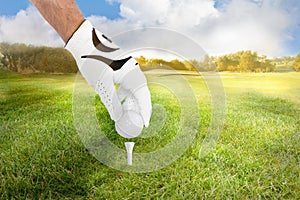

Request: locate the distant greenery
(272, 56), (294, 67)
(136, 54), (215, 71)
(135, 51), (298, 73)
(214, 50), (275, 72)
(293, 54), (300, 72)
(0, 42), (299, 73)
(0, 42), (77, 73)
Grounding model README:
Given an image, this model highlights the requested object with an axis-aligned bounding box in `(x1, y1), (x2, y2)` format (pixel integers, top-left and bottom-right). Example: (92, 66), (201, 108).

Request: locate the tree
(215, 50), (275, 72)
(189, 58), (213, 72)
(216, 54), (239, 72)
(169, 59), (186, 70)
(216, 56), (230, 71)
(293, 54), (300, 72)
(136, 56), (147, 66)
(257, 55), (275, 72)
(239, 51), (258, 72)
(197, 55), (216, 71)
(182, 60), (194, 71)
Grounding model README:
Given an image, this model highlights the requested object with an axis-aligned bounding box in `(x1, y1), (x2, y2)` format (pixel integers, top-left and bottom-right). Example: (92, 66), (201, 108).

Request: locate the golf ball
(115, 110), (143, 138)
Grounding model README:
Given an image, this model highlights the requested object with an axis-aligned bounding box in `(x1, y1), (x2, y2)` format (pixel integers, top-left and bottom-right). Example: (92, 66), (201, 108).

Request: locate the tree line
(137, 51), (300, 72)
(136, 55), (216, 72)
(0, 43), (77, 73)
(214, 50), (276, 72)
(0, 42), (299, 73)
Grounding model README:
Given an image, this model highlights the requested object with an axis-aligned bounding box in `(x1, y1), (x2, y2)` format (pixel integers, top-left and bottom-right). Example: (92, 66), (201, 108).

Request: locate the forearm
(30, 0), (85, 43)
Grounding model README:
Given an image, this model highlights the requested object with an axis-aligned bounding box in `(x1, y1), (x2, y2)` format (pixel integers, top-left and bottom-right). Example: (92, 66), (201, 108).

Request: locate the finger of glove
(95, 70), (123, 121)
(113, 57), (152, 126)
(117, 86), (128, 103)
(118, 85), (152, 127)
(113, 58), (147, 94)
(118, 86), (140, 113)
(133, 86), (152, 127)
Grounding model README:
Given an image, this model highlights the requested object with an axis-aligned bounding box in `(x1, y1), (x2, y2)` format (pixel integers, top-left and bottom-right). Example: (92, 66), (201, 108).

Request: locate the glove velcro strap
(120, 68), (147, 93)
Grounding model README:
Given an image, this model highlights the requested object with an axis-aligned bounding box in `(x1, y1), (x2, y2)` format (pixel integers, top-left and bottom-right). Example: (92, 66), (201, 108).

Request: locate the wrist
(65, 18), (86, 45)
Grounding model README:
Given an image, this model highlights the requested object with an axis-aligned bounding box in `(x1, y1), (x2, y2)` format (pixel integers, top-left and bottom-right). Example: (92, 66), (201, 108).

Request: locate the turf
(0, 71), (299, 199)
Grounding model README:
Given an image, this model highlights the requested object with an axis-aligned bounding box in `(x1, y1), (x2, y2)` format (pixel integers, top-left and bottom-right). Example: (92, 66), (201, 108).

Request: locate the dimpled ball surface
(115, 110), (143, 138)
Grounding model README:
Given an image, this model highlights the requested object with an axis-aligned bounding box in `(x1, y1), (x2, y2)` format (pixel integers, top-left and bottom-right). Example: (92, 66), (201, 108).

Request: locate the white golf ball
(115, 110), (143, 138)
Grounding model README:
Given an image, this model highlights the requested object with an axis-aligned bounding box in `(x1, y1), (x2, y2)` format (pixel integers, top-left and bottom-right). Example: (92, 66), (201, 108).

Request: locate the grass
(0, 71), (299, 199)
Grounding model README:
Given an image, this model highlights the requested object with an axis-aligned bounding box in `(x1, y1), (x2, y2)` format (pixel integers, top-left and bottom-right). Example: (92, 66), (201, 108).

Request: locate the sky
(0, 0), (299, 58)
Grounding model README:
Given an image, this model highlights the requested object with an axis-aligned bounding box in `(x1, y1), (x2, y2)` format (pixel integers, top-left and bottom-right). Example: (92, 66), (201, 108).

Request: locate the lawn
(0, 71), (299, 199)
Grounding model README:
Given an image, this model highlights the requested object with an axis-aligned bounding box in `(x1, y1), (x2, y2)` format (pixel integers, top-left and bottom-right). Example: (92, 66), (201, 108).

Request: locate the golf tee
(125, 142), (134, 165)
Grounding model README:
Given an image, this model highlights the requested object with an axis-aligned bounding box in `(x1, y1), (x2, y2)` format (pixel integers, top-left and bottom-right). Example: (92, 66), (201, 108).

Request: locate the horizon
(0, 42), (297, 60)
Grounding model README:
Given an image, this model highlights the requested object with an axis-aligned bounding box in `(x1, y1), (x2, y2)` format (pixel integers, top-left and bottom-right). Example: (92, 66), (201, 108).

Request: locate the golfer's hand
(65, 20), (151, 126)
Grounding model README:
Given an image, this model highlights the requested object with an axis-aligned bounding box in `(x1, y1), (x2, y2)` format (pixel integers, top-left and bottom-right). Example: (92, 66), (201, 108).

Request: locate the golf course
(0, 71), (299, 199)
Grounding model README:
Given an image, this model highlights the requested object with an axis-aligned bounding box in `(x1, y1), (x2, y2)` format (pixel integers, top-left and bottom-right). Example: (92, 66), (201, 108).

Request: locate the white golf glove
(65, 20), (152, 127)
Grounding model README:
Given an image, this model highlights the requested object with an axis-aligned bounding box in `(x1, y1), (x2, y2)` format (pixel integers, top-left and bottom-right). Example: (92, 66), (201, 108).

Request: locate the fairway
(0, 71), (299, 199)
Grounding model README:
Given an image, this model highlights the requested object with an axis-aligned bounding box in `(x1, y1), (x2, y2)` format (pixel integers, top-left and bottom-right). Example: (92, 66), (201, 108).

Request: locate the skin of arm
(30, 0), (85, 43)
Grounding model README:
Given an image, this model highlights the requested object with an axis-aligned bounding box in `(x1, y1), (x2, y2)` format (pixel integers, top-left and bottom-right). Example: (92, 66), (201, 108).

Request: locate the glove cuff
(65, 20), (94, 65)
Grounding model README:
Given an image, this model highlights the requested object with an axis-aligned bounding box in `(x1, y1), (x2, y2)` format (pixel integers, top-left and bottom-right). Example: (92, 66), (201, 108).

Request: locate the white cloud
(193, 0), (293, 56)
(0, 0), (298, 57)
(95, 0), (297, 57)
(0, 6), (63, 46)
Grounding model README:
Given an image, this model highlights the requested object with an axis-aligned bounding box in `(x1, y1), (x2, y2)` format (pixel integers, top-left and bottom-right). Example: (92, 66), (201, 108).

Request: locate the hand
(65, 20), (152, 127)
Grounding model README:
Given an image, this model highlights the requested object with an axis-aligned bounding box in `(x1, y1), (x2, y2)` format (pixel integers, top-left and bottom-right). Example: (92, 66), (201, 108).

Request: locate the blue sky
(0, 0), (121, 19)
(0, 0), (299, 57)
